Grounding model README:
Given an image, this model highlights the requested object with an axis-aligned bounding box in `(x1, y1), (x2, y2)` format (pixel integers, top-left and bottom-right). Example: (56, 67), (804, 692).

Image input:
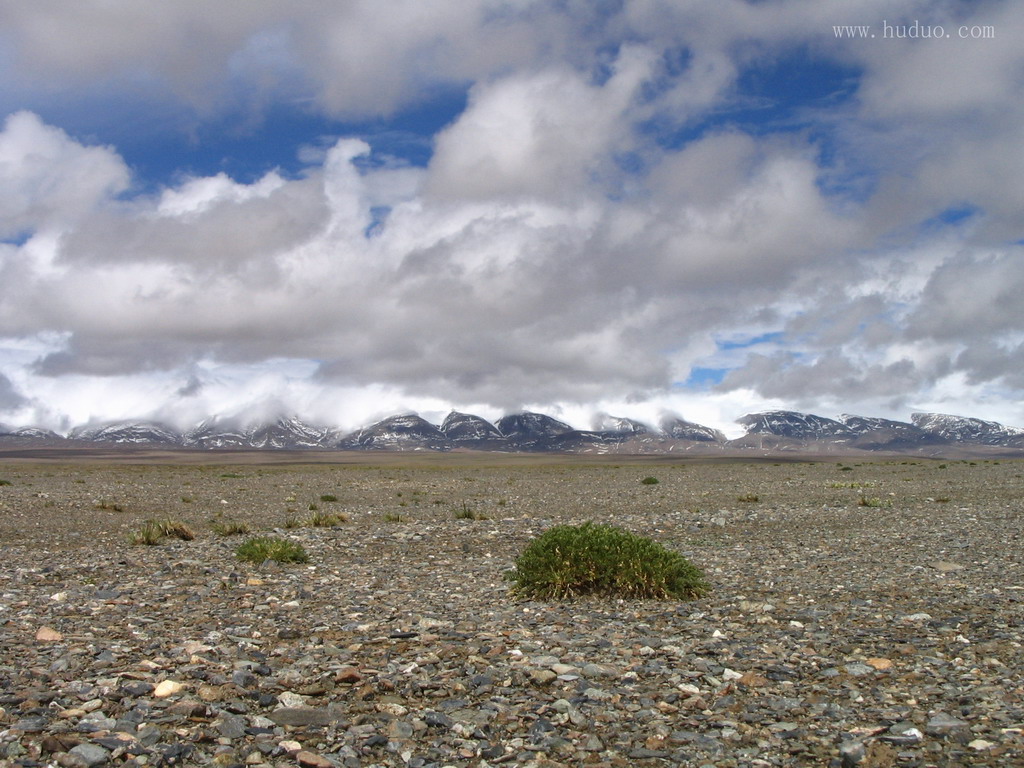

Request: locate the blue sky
(0, 1), (1022, 435)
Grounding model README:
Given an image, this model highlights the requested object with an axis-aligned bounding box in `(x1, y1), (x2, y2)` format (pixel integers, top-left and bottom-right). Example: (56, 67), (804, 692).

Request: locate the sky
(1, 0), (1023, 438)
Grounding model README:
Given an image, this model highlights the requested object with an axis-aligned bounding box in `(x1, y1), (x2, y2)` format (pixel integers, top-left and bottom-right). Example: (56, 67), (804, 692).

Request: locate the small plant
(0, 479), (12, 486)
(283, 516), (301, 529)
(210, 519), (251, 536)
(839, 466), (853, 472)
(130, 519), (196, 545)
(308, 502), (319, 511)
(220, 472), (244, 479)
(933, 496), (951, 503)
(235, 536), (309, 564)
(94, 500), (125, 512)
(506, 521), (708, 600)
(319, 494), (339, 503)
(180, 496), (194, 503)
(737, 493), (759, 503)
(383, 512), (406, 522)
(858, 496), (886, 508)
(306, 510), (344, 527)
(641, 477), (660, 485)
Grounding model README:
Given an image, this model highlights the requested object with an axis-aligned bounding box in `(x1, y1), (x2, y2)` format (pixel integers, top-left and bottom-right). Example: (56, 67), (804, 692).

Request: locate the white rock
(153, 680), (183, 698)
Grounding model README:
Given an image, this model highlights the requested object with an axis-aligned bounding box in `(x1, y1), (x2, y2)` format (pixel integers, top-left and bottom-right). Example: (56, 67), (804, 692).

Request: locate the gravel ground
(1, 455), (1023, 767)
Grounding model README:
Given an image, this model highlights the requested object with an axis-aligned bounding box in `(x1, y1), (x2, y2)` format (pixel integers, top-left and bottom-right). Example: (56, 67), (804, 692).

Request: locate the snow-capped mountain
(69, 421), (183, 445)
(337, 414), (452, 451)
(911, 412), (1024, 446)
(248, 417), (332, 449)
(736, 411), (855, 441)
(0, 425), (64, 444)
(495, 412), (574, 444)
(2, 408), (1023, 456)
(594, 415), (650, 435)
(440, 412), (510, 449)
(660, 416), (725, 443)
(838, 414), (944, 450)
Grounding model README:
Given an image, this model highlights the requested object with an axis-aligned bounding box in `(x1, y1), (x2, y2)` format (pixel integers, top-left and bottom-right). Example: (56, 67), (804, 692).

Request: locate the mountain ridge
(2, 409), (1023, 457)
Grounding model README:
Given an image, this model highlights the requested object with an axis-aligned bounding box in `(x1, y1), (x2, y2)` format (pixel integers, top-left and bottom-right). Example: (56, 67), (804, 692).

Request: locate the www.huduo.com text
(833, 20), (995, 39)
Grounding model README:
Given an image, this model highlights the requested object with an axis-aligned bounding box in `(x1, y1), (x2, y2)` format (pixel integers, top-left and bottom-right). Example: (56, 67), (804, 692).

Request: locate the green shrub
(0, 479), (12, 486)
(506, 522), (708, 600)
(383, 512), (406, 522)
(130, 519), (196, 545)
(235, 536), (309, 564)
(319, 494), (339, 503)
(640, 476), (659, 485)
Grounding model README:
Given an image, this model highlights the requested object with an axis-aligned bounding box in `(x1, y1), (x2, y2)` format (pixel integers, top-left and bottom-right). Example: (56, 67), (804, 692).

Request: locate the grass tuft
(454, 502), (487, 520)
(235, 536), (309, 564)
(130, 519), (196, 545)
(506, 521), (708, 601)
(640, 476), (659, 485)
(210, 519), (251, 536)
(306, 510), (345, 527)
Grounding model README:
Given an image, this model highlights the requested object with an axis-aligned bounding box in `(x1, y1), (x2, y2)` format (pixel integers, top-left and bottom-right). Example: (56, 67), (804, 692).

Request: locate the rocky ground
(0, 454), (1022, 767)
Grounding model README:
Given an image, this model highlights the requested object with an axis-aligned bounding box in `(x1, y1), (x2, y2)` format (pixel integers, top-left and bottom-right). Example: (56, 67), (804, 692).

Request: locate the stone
(68, 743), (110, 767)
(296, 751), (333, 768)
(153, 680), (184, 698)
(267, 707), (333, 727)
(925, 712), (970, 736)
(36, 626), (63, 642)
(529, 669), (557, 685)
(929, 561), (965, 573)
(839, 740), (866, 767)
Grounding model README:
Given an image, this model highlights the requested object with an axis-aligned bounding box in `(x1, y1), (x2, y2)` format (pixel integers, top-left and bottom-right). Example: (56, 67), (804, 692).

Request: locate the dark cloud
(0, 373), (27, 411)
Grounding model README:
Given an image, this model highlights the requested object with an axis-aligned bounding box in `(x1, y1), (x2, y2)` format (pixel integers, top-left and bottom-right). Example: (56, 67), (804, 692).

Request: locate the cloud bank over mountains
(0, 1), (1022, 435)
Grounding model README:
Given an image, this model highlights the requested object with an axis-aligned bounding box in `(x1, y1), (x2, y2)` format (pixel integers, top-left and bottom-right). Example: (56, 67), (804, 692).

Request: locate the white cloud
(1, 2), (1024, 433)
(0, 111), (129, 237)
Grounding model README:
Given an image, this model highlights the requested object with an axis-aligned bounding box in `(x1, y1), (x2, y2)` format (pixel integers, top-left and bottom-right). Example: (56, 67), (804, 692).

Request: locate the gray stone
(268, 707), (333, 727)
(69, 743), (111, 767)
(925, 712), (970, 735)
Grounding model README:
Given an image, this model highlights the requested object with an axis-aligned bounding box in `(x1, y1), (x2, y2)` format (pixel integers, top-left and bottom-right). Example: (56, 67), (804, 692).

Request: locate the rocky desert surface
(1, 453), (1022, 767)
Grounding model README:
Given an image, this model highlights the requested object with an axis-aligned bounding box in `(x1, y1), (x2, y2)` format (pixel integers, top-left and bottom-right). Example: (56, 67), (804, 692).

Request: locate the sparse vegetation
(858, 495), (888, 508)
(210, 519), (250, 536)
(506, 521), (708, 600)
(130, 519), (196, 545)
(454, 502), (488, 520)
(383, 512), (406, 522)
(737, 493), (759, 503)
(306, 510), (345, 527)
(641, 476), (660, 485)
(319, 494), (339, 502)
(235, 536), (309, 564)
(220, 472), (244, 479)
(94, 500), (125, 512)
(0, 479), (12, 486)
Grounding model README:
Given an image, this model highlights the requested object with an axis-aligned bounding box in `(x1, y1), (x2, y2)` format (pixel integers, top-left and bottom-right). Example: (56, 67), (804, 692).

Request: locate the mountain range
(2, 409), (1023, 457)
